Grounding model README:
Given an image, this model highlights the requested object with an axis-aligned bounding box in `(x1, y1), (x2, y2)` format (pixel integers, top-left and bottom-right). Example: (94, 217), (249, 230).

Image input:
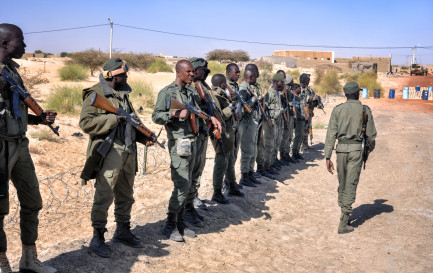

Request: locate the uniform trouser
(292, 119), (306, 154)
(213, 149), (236, 191)
(167, 139), (197, 213)
(273, 118), (284, 163)
(303, 116), (312, 146)
(337, 151), (363, 214)
(280, 116), (294, 155)
(262, 122), (275, 168)
(91, 142), (136, 229)
(255, 123), (264, 168)
(239, 119), (259, 174)
(233, 127), (240, 164)
(186, 135), (207, 205)
(0, 138), (42, 252)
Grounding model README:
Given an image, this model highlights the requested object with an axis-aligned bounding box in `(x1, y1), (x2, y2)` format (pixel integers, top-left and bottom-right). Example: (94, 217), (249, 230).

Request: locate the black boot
(262, 168), (277, 180)
(90, 228), (110, 258)
(184, 204), (204, 227)
(248, 171), (262, 184)
(294, 153), (304, 160)
(212, 189), (229, 204)
(162, 213), (184, 242)
(228, 182), (245, 197)
(285, 153), (296, 163)
(193, 197), (208, 210)
(112, 222), (143, 248)
(240, 172), (256, 187)
(177, 208), (196, 238)
(273, 162), (282, 170)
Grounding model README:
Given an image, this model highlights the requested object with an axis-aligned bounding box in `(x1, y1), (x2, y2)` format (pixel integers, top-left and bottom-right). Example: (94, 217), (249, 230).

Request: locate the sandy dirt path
(4, 96), (431, 273)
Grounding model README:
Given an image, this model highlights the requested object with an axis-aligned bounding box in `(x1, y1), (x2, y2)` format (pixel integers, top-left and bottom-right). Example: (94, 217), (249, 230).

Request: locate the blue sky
(3, 0), (433, 65)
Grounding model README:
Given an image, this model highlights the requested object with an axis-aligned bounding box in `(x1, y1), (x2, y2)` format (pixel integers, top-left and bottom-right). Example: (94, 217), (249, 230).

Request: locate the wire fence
(4, 144), (169, 228)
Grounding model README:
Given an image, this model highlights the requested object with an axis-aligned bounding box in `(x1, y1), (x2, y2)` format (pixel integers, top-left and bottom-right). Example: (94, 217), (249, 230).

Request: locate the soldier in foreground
(324, 82), (377, 234)
(210, 74), (244, 203)
(152, 60), (221, 241)
(0, 23), (57, 273)
(80, 58), (154, 257)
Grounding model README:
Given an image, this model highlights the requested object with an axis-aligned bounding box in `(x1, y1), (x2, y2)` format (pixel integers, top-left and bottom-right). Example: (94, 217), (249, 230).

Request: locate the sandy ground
(3, 59), (433, 272)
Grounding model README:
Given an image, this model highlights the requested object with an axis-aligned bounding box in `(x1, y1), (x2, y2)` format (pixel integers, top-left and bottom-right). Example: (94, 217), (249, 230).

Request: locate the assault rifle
(282, 87), (290, 122)
(193, 81), (226, 132)
(246, 86), (272, 127)
(316, 95), (326, 114)
(226, 85), (252, 114)
(166, 96), (225, 156)
(361, 105), (369, 169)
(0, 67), (59, 136)
(90, 93), (165, 149)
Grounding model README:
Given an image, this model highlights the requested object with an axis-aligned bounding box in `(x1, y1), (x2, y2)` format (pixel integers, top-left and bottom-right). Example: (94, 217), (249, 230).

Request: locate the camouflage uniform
(292, 93), (307, 156)
(301, 86), (316, 148)
(279, 88), (295, 158)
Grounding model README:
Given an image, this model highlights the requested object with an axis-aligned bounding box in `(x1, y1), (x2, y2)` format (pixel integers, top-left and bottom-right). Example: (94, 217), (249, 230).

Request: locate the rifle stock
(90, 93), (166, 149)
(226, 85), (252, 113)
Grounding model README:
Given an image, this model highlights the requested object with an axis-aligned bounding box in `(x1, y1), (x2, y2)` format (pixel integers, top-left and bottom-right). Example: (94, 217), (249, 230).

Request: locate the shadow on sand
(350, 199), (394, 228)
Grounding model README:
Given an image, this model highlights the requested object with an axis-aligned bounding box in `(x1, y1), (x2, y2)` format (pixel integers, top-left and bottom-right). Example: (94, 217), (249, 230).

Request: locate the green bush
(69, 49), (107, 76)
(147, 59), (173, 73)
(60, 52), (69, 57)
(206, 49), (249, 62)
(58, 64), (88, 81)
(46, 84), (83, 115)
(312, 69), (342, 95)
(116, 53), (156, 70)
(358, 72), (383, 97)
(339, 72), (360, 82)
(128, 79), (155, 109)
(286, 69), (301, 83)
(208, 61), (226, 75)
(256, 60), (273, 88)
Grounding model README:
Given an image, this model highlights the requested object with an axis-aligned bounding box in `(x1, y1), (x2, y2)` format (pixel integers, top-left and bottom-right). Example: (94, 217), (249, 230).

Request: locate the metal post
(108, 18), (113, 58)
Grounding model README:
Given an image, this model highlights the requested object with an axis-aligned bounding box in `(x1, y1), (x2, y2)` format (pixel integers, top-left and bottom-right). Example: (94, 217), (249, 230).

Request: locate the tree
(206, 49), (250, 62)
(69, 49), (108, 76)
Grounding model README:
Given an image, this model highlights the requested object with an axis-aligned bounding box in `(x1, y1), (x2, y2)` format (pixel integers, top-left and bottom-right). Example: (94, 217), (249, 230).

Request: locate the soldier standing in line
(325, 82), (377, 234)
(299, 73), (318, 150)
(291, 83), (307, 160)
(238, 69), (262, 187)
(210, 74), (244, 203)
(152, 60), (221, 241)
(0, 23), (57, 273)
(276, 71), (296, 164)
(80, 58), (155, 257)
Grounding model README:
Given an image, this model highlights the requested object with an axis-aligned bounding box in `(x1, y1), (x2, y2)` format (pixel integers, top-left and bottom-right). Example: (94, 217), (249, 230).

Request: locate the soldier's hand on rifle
(171, 109), (189, 119)
(326, 159), (334, 175)
(210, 116), (222, 133)
(144, 138), (156, 147)
(44, 110), (57, 124)
(0, 76), (6, 90)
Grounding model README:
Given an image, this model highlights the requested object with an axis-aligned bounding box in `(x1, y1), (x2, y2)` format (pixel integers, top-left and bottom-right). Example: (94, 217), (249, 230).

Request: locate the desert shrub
(339, 72), (360, 82)
(34, 50), (43, 54)
(30, 128), (60, 142)
(312, 69), (342, 95)
(60, 52), (69, 57)
(128, 79), (155, 109)
(358, 72), (383, 97)
(206, 49), (249, 62)
(286, 69), (301, 83)
(46, 84), (83, 115)
(69, 49), (108, 76)
(256, 60), (273, 87)
(314, 69), (324, 85)
(115, 53), (156, 70)
(147, 59), (172, 73)
(21, 69), (49, 89)
(400, 66), (409, 70)
(207, 61), (226, 75)
(59, 64), (88, 81)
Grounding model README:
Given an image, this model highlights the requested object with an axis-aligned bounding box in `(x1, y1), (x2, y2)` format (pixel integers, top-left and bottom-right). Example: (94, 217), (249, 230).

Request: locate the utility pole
(411, 45), (416, 66)
(108, 18), (113, 58)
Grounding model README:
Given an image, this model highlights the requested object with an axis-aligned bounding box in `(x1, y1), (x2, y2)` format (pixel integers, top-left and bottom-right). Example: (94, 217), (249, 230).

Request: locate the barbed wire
(4, 144), (169, 228)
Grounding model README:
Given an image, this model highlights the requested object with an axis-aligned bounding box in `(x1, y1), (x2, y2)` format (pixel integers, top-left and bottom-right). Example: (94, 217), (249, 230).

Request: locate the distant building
(335, 56), (392, 73)
(274, 50), (334, 63)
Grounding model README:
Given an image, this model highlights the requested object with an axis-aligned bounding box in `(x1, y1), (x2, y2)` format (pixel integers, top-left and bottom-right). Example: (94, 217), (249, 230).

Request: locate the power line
(24, 24), (108, 34)
(23, 22), (433, 50)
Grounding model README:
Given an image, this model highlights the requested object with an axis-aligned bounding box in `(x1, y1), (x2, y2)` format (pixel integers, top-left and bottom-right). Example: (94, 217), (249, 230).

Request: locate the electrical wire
(24, 24), (108, 34)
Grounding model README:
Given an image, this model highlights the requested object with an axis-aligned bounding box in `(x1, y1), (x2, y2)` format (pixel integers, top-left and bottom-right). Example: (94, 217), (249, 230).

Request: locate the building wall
(274, 50), (334, 62)
(335, 56), (391, 72)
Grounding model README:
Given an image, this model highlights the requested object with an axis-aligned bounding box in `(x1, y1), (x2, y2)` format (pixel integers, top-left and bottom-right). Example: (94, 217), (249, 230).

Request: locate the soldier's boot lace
(338, 213), (354, 234)
(177, 208), (196, 238)
(0, 252), (12, 273)
(162, 213), (184, 242)
(112, 222), (143, 248)
(19, 245), (57, 273)
(89, 228), (111, 258)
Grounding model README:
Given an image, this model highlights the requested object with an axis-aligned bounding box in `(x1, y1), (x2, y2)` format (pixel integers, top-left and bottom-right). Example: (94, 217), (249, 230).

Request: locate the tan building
(335, 56), (392, 73)
(274, 50), (334, 62)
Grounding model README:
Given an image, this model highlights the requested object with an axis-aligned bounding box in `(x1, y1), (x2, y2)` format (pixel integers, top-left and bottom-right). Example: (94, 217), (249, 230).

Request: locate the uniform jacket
(239, 81), (261, 122)
(265, 86), (284, 122)
(210, 86), (235, 154)
(324, 99), (377, 158)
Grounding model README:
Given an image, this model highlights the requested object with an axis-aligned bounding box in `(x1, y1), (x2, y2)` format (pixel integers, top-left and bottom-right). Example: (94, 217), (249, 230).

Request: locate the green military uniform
(252, 83), (266, 170)
(227, 79), (240, 164)
(301, 85), (316, 148)
(0, 61), (43, 253)
(239, 81), (261, 174)
(152, 81), (199, 214)
(80, 75), (147, 229)
(264, 86), (283, 168)
(279, 86), (295, 158)
(210, 86), (236, 191)
(324, 82), (377, 233)
(292, 93), (307, 156)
